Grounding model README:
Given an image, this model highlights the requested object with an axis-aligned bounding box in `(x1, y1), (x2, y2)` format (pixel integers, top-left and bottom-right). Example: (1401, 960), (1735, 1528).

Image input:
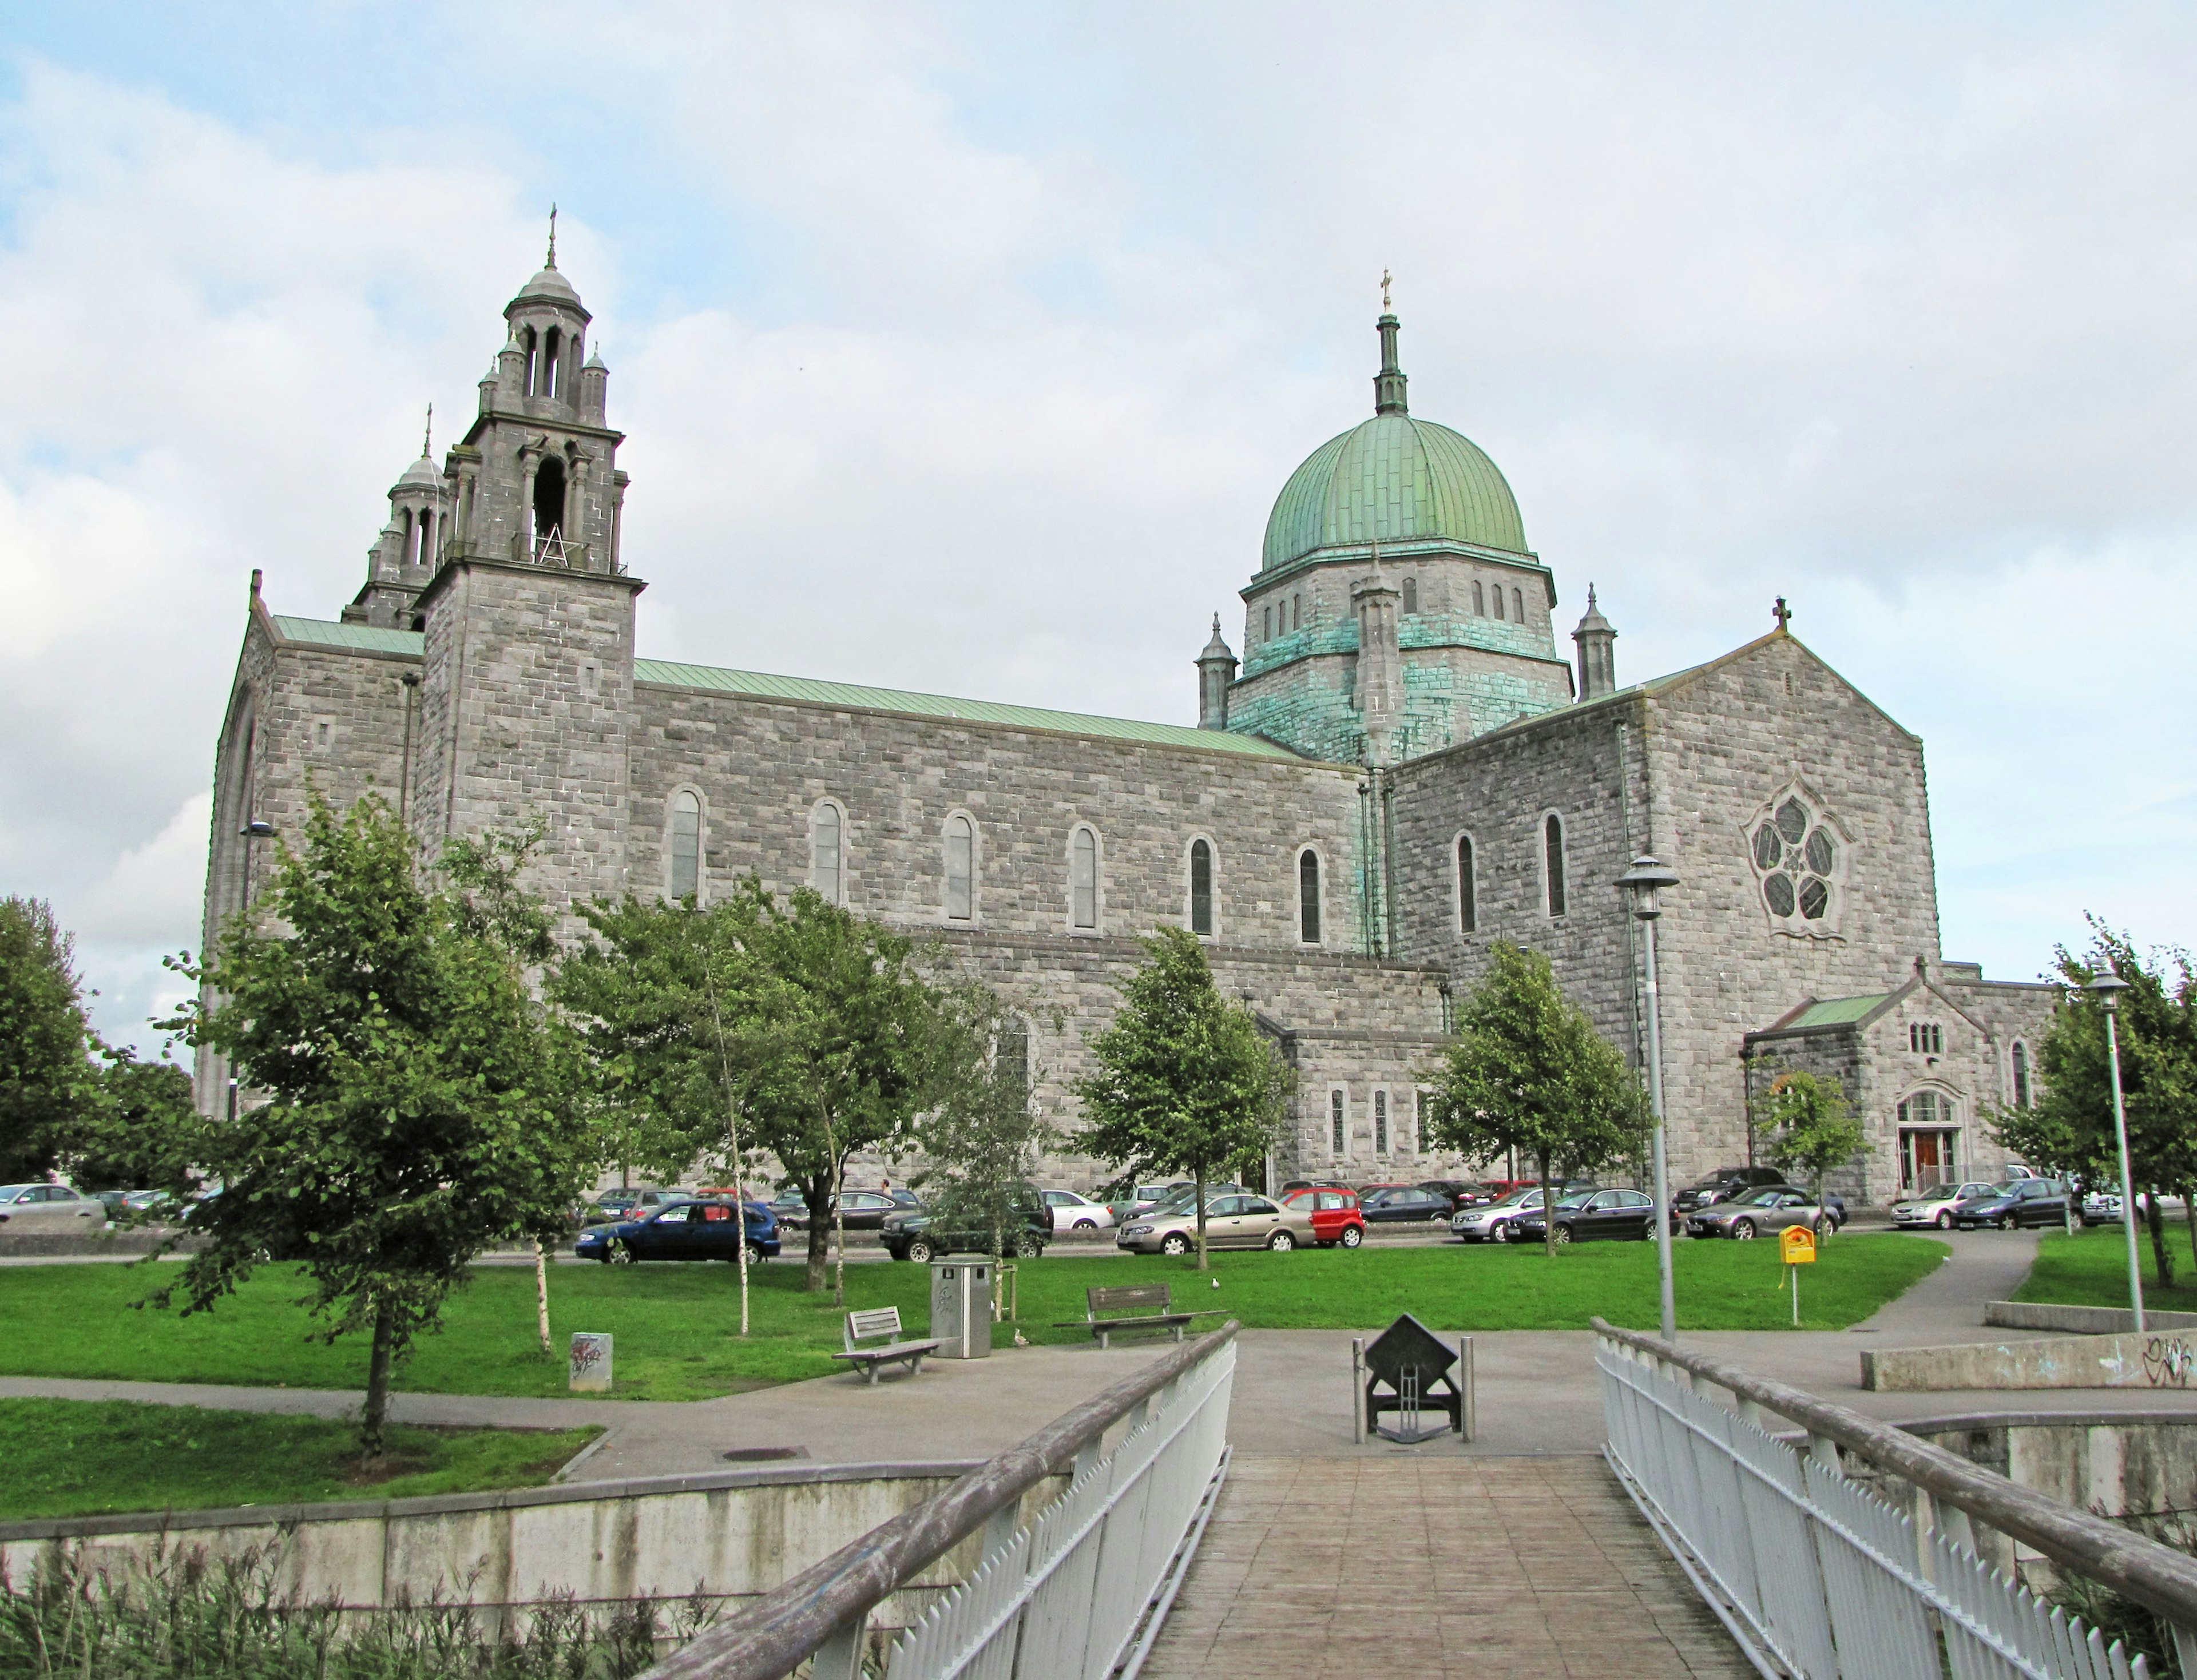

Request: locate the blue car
(574, 1196), (780, 1264)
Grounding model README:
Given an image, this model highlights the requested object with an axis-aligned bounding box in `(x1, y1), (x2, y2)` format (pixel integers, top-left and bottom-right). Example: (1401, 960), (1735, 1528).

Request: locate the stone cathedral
(197, 249), (2055, 1201)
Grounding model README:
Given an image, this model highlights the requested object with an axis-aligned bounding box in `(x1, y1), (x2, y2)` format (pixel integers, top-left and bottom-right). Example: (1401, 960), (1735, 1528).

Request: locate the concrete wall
(1861, 1330), (2197, 1392)
(0, 1463), (1062, 1637)
(1902, 1412), (2197, 1523)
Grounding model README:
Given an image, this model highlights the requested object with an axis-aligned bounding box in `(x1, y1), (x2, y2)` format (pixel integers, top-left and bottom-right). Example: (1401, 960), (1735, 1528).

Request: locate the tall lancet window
(1543, 815), (1567, 918)
(541, 327), (562, 398)
(533, 455), (567, 555)
(945, 816), (975, 921)
(811, 801), (843, 904)
(1401, 577), (1418, 614)
(1298, 848), (1322, 944)
(1189, 839), (1213, 936)
(669, 791), (701, 900)
(1071, 827), (1098, 929)
(1457, 835), (1477, 934)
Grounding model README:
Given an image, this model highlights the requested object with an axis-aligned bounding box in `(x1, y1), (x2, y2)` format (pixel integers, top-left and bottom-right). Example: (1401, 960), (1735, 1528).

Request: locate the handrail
(640, 1321), (1240, 1680)
(1593, 1318), (2197, 1635)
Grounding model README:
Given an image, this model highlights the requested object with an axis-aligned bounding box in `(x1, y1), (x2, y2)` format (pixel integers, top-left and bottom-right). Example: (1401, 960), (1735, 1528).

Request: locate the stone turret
(1196, 615), (1238, 730)
(1572, 585), (1617, 701)
(343, 418), (451, 627)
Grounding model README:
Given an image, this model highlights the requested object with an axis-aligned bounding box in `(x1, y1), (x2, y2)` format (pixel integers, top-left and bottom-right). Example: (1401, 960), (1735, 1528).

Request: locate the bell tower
(410, 224), (645, 926)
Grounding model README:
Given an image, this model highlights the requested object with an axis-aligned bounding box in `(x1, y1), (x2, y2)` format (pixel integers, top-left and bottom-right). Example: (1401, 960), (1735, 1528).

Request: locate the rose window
(1745, 788), (1845, 937)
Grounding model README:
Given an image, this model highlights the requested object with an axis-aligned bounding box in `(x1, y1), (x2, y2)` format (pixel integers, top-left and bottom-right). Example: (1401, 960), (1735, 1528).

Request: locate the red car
(1282, 1188), (1366, 1249)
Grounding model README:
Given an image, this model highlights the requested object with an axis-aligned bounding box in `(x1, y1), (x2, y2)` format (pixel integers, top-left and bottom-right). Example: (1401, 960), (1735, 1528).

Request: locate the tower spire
(1374, 279), (1408, 416)
(422, 402), (433, 460)
(546, 203), (558, 269)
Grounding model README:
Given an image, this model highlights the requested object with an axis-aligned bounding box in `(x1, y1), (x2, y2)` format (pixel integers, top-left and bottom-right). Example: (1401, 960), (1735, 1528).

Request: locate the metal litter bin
(929, 1260), (994, 1359)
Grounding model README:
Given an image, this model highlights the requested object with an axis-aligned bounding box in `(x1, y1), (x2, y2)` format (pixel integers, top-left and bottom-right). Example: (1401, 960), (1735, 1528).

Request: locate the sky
(1, 2), (2191, 1055)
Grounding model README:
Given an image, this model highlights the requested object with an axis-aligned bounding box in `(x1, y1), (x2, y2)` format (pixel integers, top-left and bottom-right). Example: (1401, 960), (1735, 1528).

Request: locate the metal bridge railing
(641, 1323), (1238, 1680)
(1595, 1318), (2197, 1679)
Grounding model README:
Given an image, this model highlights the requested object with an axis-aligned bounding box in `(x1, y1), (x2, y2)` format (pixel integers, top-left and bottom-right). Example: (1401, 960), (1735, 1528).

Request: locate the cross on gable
(1773, 597), (1793, 632)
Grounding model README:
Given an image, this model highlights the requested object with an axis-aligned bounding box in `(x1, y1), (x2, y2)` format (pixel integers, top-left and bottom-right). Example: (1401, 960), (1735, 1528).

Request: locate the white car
(1890, 1181), (1998, 1230)
(1041, 1190), (1115, 1233)
(1452, 1186), (1553, 1243)
(0, 1183), (103, 1229)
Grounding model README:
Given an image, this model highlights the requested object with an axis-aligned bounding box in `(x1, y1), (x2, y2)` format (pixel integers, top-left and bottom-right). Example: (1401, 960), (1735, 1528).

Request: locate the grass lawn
(0, 1234), (1946, 1403)
(0, 1398), (598, 1521)
(2013, 1224), (2197, 1316)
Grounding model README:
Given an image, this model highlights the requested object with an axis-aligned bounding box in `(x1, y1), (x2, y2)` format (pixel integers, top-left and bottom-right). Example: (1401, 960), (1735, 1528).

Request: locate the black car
(1415, 1179), (1493, 1211)
(1952, 1178), (2068, 1230)
(574, 1197), (781, 1263)
(1358, 1187), (1456, 1224)
(881, 1186), (1050, 1262)
(1512, 1188), (1660, 1244)
(782, 1190), (911, 1232)
(1673, 1166), (1786, 1213)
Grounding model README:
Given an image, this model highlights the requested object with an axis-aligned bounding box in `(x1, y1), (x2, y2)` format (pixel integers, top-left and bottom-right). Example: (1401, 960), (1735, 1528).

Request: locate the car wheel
(1731, 1220), (1756, 1241)
(1339, 1226), (1363, 1250)
(1161, 1233), (1191, 1256)
(1936, 1210), (1952, 1229)
(607, 1238), (633, 1265)
(1014, 1233), (1044, 1260)
(1268, 1229), (1296, 1252)
(904, 1237), (937, 1264)
(1998, 1214), (2016, 1232)
(746, 1241), (768, 1262)
(1072, 1218), (1098, 1232)
(1814, 1217), (1835, 1238)
(1552, 1225), (1572, 1246)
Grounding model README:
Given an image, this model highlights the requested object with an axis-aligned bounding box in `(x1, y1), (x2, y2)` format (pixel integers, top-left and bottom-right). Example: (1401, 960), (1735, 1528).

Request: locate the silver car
(1450, 1185), (1583, 1243)
(1687, 1186), (1834, 1241)
(0, 1183), (104, 1229)
(1116, 1193), (1314, 1254)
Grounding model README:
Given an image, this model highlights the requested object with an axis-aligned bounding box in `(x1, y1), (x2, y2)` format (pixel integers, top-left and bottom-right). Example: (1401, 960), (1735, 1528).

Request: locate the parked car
(881, 1186), (1050, 1262)
(1105, 1182), (1193, 1224)
(0, 1183), (103, 1229)
(1511, 1188), (1660, 1245)
(590, 1187), (687, 1222)
(1116, 1193), (1312, 1254)
(783, 1190), (909, 1232)
(1042, 1189), (1115, 1233)
(1450, 1183), (1595, 1243)
(1673, 1166), (1787, 1214)
(1418, 1179), (1493, 1210)
(1358, 1186), (1455, 1224)
(1279, 1187), (1366, 1249)
(1951, 1179), (2069, 1230)
(574, 1196), (780, 1264)
(1890, 1181), (2000, 1230)
(1280, 1179), (1355, 1196)
(1686, 1187), (1835, 1241)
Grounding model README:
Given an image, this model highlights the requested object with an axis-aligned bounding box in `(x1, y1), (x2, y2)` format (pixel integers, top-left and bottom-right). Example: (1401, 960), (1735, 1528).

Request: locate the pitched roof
(265, 616), (1310, 762)
(1780, 994), (1893, 1029)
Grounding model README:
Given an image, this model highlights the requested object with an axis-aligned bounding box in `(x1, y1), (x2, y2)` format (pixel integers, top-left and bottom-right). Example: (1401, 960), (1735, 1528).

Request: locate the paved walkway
(1140, 1455), (1752, 1678)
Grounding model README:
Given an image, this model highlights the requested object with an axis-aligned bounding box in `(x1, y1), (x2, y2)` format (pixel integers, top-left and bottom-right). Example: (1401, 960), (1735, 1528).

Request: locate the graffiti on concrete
(2141, 1335), (2197, 1388)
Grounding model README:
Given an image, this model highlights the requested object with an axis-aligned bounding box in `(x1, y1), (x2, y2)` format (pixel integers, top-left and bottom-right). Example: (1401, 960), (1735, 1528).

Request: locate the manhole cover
(723, 1447), (809, 1463)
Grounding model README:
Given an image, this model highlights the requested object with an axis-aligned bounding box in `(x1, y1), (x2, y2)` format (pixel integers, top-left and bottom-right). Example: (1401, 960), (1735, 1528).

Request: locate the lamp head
(1616, 854), (1680, 920)
(2087, 970), (2130, 1012)
(241, 820), (276, 839)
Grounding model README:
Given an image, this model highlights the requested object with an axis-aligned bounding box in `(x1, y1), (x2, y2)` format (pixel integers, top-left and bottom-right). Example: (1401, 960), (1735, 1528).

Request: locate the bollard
(1351, 1337), (1365, 1444)
(1459, 1336), (1476, 1442)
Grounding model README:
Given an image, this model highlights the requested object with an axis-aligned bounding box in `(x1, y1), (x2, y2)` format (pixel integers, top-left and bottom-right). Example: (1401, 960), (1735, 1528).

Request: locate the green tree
(921, 992), (1057, 1260)
(58, 1047), (197, 1192)
(1424, 940), (1650, 1256)
(1073, 929), (1291, 1270)
(158, 793), (595, 1457)
(0, 897), (97, 1183)
(1754, 1070), (1865, 1224)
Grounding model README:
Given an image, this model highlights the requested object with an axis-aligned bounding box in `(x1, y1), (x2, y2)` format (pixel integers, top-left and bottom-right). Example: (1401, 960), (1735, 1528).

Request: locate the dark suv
(881, 1187), (1050, 1262)
(1673, 1166), (1787, 1213)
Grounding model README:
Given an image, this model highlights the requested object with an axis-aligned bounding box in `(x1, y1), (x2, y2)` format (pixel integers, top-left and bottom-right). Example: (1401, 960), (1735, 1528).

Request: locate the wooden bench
(1056, 1283), (1228, 1350)
(829, 1306), (944, 1385)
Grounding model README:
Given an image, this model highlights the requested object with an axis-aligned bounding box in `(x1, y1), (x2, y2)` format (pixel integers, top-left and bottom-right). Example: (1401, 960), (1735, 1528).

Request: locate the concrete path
(1140, 1456), (1752, 1678)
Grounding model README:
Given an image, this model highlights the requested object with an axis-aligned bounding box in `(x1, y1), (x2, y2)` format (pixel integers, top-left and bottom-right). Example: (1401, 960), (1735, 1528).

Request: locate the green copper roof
(637, 660), (1306, 758)
(265, 617), (1304, 761)
(1262, 413), (1528, 571)
(1783, 995), (1891, 1029)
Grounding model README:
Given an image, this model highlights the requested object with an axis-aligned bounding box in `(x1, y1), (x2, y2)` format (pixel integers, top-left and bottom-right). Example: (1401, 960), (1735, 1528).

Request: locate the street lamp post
(1619, 854), (1682, 1345)
(2088, 970), (2144, 1334)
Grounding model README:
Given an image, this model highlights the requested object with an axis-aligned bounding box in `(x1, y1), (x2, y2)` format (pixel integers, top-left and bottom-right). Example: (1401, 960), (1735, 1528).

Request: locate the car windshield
(1986, 1182), (2021, 1197)
(1742, 1189), (1788, 1207)
(1556, 1192), (1596, 1209)
(0, 1186), (31, 1202)
(1486, 1188), (1536, 1209)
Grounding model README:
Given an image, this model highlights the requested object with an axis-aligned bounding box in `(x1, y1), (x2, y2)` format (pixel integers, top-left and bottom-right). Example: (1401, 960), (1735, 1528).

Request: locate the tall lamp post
(2088, 970), (2144, 1334)
(1619, 854), (1681, 1344)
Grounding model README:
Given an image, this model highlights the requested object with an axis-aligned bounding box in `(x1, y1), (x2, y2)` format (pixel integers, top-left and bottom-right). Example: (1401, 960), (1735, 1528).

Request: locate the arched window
(1189, 839), (1213, 936)
(1330, 1090), (1346, 1155)
(669, 791), (701, 900)
(533, 455), (566, 553)
(1401, 577), (1418, 615)
(2012, 1042), (2032, 1109)
(1513, 586), (1525, 622)
(811, 801), (843, 904)
(1298, 849), (1322, 944)
(1263, 605), (1272, 641)
(521, 326), (539, 395)
(945, 815), (975, 921)
(1456, 835), (1477, 934)
(1374, 1090), (1389, 1154)
(1473, 579), (1486, 616)
(1291, 594), (1302, 630)
(1070, 827), (1098, 929)
(416, 507), (434, 569)
(1543, 814), (1567, 918)
(1492, 586), (1506, 622)
(542, 327), (562, 398)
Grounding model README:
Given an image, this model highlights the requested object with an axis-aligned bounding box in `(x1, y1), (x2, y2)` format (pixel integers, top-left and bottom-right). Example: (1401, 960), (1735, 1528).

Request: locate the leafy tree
(0, 897), (97, 1183)
(2016, 924), (2197, 1284)
(58, 1047), (197, 1192)
(1073, 929), (1291, 1270)
(1754, 1070), (1865, 1223)
(158, 793), (594, 1457)
(920, 992), (1058, 1259)
(1424, 940), (1650, 1257)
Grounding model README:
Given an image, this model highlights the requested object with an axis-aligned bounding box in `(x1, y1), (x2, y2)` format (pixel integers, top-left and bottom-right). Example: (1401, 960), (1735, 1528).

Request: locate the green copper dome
(1261, 311), (1526, 571)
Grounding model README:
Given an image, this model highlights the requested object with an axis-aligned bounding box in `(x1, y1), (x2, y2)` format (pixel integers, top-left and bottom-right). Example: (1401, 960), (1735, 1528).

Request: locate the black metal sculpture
(1363, 1313), (1464, 1443)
